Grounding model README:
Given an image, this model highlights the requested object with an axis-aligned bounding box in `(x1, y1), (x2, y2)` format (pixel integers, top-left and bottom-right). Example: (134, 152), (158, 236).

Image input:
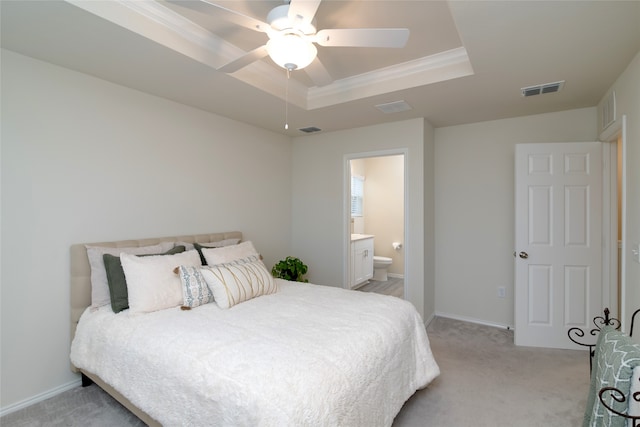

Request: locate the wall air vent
(521, 80), (565, 97)
(375, 100), (412, 114)
(299, 126), (322, 133)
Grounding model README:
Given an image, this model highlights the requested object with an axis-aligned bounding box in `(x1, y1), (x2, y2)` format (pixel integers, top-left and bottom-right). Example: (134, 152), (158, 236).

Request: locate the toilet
(373, 256), (393, 281)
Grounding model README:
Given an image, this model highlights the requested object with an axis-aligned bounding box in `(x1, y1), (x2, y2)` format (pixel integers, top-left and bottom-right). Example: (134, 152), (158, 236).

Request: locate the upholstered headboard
(69, 231), (242, 353)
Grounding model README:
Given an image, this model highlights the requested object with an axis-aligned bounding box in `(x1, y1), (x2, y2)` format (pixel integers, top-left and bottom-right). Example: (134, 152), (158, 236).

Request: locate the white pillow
(177, 265), (214, 308)
(121, 249), (201, 314)
(86, 243), (169, 307)
(200, 256), (277, 309)
(201, 241), (259, 266)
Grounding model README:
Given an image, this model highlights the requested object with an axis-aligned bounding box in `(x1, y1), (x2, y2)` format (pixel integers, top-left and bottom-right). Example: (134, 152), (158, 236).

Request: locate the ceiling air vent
(375, 100), (412, 114)
(521, 80), (565, 97)
(299, 126), (322, 133)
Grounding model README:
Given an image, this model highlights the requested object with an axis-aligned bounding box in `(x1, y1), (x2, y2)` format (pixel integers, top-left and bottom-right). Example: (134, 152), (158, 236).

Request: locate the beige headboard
(70, 231), (242, 353)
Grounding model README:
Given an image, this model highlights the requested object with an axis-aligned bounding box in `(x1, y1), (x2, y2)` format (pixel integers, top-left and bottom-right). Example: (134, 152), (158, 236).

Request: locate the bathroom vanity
(350, 234), (374, 288)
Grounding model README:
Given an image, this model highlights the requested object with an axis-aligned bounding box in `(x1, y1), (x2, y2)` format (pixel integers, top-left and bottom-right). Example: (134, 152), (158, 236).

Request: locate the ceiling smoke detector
(521, 81), (565, 97)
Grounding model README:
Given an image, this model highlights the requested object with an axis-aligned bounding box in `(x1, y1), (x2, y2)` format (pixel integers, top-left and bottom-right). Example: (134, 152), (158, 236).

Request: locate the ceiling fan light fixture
(266, 33), (317, 70)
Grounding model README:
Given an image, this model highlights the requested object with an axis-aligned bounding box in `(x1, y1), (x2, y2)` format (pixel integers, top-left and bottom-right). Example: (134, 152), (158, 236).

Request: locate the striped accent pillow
(200, 256), (277, 309)
(177, 266), (214, 308)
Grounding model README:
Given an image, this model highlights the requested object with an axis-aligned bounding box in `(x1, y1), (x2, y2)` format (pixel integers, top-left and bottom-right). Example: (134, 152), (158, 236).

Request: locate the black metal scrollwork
(568, 308), (621, 372)
(587, 308), (640, 427)
(593, 308), (622, 330)
(598, 384), (640, 427)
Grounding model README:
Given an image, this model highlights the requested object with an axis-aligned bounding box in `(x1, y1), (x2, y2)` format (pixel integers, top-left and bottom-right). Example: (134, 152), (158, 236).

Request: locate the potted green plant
(271, 256), (308, 282)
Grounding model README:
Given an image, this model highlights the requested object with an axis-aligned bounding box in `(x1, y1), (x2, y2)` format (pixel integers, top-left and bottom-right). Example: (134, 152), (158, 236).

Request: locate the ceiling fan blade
(314, 28), (410, 48)
(288, 0), (322, 30)
(217, 45), (269, 73)
(167, 0), (270, 33)
(304, 57), (333, 87)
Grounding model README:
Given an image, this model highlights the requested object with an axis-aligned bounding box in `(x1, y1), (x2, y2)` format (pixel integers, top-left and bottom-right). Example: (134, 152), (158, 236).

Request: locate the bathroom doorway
(346, 152), (406, 299)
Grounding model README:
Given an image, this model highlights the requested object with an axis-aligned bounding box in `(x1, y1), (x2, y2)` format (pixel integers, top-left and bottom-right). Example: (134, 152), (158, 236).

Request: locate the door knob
(518, 251), (529, 259)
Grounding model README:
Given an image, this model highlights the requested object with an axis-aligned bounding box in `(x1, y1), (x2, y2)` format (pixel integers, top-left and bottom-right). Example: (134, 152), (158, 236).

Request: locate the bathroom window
(351, 175), (364, 217)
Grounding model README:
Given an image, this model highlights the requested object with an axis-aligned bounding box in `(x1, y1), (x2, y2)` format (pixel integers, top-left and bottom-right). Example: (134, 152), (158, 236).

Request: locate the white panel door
(514, 142), (602, 349)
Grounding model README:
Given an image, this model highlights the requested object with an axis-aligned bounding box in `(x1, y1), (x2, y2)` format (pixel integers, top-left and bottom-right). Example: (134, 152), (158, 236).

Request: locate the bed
(70, 231), (440, 426)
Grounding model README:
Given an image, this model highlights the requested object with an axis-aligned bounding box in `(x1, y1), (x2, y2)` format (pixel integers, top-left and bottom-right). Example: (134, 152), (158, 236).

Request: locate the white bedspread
(71, 280), (439, 426)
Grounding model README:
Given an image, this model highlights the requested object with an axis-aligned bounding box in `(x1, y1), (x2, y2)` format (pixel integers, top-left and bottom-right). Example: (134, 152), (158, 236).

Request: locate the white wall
(423, 119), (436, 320)
(291, 118), (430, 319)
(4, 42), (633, 414)
(0, 50), (293, 410)
(362, 155), (405, 276)
(434, 108), (598, 327)
(599, 51), (640, 338)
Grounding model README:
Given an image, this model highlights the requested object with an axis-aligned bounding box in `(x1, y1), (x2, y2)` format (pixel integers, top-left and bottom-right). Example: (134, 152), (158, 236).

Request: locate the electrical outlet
(632, 243), (640, 264)
(498, 287), (506, 298)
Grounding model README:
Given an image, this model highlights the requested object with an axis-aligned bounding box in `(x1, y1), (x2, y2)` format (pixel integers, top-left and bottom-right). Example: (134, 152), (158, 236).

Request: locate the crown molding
(65, 0), (309, 108)
(306, 47), (474, 109)
(64, 1), (472, 111)
(65, 0), (227, 69)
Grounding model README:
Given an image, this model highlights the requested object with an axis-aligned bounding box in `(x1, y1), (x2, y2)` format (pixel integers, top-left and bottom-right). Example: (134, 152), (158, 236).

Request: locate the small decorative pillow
(121, 249), (201, 314)
(86, 243), (166, 308)
(200, 241), (259, 266)
(103, 246), (186, 313)
(176, 266), (214, 308)
(194, 238), (241, 265)
(200, 256), (277, 309)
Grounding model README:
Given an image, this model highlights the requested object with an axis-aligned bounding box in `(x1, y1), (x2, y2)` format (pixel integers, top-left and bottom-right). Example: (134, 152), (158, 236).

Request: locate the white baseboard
(435, 311), (514, 331)
(0, 378), (81, 417)
(424, 312), (436, 328)
(388, 273), (404, 279)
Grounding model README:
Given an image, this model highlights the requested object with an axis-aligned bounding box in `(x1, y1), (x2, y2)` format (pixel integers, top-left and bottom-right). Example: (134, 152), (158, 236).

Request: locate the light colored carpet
(1, 317), (589, 426)
(393, 316), (589, 426)
(1, 383), (146, 427)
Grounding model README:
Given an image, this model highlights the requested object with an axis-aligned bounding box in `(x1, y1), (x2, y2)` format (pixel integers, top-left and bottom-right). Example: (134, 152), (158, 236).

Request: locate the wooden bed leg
(81, 373), (94, 387)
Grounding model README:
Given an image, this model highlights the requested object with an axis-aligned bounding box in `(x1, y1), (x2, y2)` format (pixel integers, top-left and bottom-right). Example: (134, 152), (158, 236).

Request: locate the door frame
(601, 114), (627, 330)
(343, 149), (408, 299)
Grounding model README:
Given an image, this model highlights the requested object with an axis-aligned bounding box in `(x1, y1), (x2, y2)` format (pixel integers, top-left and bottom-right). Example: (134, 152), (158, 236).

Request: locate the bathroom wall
(349, 156), (405, 277)
(363, 155), (405, 277)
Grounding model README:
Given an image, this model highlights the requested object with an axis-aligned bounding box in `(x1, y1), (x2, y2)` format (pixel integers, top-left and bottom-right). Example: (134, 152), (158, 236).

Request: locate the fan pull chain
(284, 68), (290, 130)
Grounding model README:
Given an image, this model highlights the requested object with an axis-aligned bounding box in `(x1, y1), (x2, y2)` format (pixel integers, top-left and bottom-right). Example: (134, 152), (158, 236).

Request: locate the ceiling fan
(171, 0), (410, 86)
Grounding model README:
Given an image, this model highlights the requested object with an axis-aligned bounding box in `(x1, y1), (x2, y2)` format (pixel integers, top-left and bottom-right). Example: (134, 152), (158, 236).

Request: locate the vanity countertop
(351, 233), (374, 241)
